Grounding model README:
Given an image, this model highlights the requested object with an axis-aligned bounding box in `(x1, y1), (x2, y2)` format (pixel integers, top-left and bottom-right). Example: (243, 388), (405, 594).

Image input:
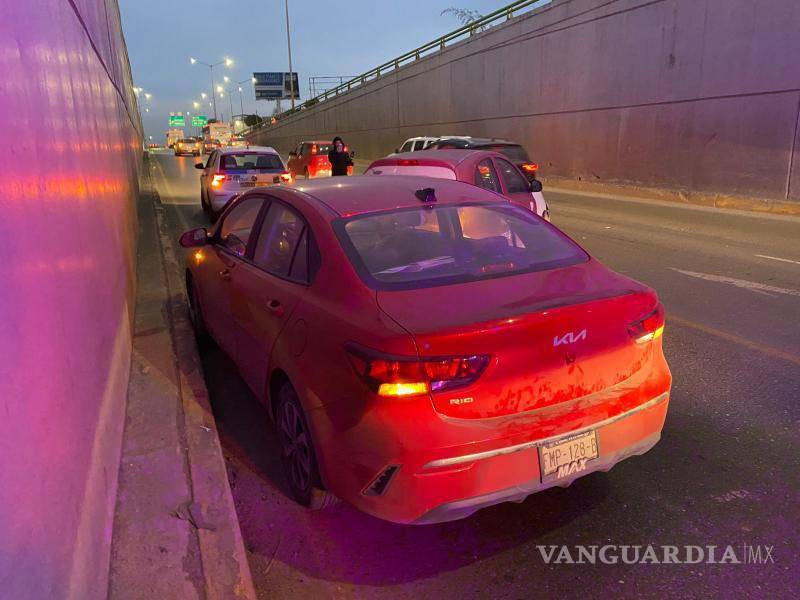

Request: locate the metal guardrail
(250, 0), (550, 131)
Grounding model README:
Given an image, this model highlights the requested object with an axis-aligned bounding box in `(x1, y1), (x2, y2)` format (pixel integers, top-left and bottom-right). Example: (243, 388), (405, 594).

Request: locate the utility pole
(284, 0), (296, 110)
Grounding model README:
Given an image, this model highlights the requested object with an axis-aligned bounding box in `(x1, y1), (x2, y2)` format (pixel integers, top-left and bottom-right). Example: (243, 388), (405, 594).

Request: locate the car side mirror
(529, 179), (543, 193)
(194, 163), (204, 170)
(179, 227), (208, 248)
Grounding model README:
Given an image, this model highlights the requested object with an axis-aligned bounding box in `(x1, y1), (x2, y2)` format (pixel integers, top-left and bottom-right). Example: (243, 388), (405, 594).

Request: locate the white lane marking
(670, 268), (800, 297)
(755, 254), (800, 266)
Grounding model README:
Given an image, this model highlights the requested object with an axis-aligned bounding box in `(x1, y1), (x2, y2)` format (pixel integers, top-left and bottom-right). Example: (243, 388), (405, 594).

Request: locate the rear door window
(495, 158), (529, 194)
(336, 204), (587, 289)
(399, 141), (414, 153)
(474, 159), (502, 193)
(412, 140), (427, 151)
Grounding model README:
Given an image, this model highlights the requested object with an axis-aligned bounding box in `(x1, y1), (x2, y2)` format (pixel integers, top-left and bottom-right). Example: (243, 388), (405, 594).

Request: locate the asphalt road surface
(148, 149), (800, 599)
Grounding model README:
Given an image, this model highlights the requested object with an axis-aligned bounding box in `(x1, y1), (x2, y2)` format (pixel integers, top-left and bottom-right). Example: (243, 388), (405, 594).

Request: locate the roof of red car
(369, 149), (492, 168)
(290, 174), (504, 217)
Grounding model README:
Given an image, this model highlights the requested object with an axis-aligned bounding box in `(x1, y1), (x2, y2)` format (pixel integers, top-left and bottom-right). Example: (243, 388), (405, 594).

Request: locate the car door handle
(219, 269), (231, 281)
(266, 299), (284, 317)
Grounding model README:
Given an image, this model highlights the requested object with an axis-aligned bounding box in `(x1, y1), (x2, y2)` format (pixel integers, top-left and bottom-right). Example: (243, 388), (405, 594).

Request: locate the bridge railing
(248, 0), (551, 132)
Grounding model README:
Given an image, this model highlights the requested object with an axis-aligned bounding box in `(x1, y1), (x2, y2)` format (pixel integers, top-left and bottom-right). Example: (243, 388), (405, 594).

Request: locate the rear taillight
(279, 172), (292, 183)
(211, 174), (226, 188)
(628, 303), (665, 344)
(521, 162), (539, 173)
(346, 345), (489, 397)
(310, 144), (317, 154)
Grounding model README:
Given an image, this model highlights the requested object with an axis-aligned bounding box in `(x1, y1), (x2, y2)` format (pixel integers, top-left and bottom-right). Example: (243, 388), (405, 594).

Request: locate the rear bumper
(414, 398), (665, 524)
(311, 374), (670, 524)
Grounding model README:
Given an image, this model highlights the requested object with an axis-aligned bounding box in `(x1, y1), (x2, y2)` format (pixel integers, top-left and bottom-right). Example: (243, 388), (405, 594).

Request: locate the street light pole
(210, 67), (217, 120)
(234, 77), (253, 116)
(217, 86), (234, 125)
(191, 57), (233, 120)
(284, 0), (295, 110)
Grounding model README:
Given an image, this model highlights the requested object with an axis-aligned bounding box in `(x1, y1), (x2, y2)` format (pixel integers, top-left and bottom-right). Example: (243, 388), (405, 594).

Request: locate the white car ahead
(394, 136), (439, 153)
(196, 146), (291, 220)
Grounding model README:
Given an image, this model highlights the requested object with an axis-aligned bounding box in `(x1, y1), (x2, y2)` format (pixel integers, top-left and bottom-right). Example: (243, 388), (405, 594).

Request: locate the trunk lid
(376, 260), (658, 419)
(223, 170), (286, 190)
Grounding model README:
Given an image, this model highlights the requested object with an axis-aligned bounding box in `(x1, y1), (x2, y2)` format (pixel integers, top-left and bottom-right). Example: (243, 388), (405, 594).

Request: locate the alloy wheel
(278, 396), (312, 495)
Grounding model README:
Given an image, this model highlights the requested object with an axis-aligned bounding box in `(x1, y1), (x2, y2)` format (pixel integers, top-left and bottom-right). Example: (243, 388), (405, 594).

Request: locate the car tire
(276, 382), (338, 510)
(186, 274), (208, 341)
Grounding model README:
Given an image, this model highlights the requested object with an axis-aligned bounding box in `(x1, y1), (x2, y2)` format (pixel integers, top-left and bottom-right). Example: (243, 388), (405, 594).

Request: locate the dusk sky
(119, 0), (507, 139)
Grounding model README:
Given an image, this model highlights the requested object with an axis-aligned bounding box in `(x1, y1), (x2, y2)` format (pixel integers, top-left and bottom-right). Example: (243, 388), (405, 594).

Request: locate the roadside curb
(152, 192), (257, 600)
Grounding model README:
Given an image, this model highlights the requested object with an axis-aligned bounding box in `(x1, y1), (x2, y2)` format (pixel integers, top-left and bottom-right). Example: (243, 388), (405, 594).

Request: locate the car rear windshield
(486, 144), (530, 163)
(312, 143), (331, 153)
(336, 203), (588, 290)
(220, 153), (284, 171)
(178, 138), (196, 143)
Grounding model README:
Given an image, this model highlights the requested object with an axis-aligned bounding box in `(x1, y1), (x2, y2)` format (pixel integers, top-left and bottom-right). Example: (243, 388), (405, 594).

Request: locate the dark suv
(429, 137), (541, 187)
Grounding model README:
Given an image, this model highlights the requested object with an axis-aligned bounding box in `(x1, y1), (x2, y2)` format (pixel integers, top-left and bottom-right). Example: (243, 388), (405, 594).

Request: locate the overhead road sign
(253, 72), (299, 100)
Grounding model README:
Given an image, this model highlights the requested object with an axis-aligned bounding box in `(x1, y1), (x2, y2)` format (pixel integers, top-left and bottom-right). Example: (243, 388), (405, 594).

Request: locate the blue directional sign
(253, 72), (299, 100)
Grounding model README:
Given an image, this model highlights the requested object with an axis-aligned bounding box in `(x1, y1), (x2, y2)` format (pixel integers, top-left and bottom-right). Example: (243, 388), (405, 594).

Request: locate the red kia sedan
(366, 150), (549, 220)
(180, 176), (671, 524)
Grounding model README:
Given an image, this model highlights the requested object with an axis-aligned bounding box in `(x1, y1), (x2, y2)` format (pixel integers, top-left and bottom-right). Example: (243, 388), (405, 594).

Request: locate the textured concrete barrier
(249, 0), (800, 203)
(0, 0), (142, 597)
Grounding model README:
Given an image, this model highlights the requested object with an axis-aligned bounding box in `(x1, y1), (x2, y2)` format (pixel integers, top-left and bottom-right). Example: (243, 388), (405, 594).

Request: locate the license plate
(539, 430), (599, 483)
(239, 182), (255, 187)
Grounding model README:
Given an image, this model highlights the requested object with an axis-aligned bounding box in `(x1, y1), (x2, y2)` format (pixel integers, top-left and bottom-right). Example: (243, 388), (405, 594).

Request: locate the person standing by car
(328, 136), (353, 176)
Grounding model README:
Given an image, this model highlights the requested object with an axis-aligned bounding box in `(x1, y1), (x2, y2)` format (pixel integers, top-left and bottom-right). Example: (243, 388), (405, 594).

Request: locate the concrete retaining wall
(249, 0), (800, 202)
(0, 0), (142, 597)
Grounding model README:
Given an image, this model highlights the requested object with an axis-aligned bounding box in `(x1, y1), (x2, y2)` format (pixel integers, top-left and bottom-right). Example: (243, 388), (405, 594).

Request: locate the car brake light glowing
(279, 172), (292, 183)
(521, 163), (539, 172)
(346, 346), (490, 397)
(211, 174), (226, 187)
(628, 303), (665, 344)
(398, 159), (419, 166)
(378, 382), (428, 397)
(310, 144), (317, 154)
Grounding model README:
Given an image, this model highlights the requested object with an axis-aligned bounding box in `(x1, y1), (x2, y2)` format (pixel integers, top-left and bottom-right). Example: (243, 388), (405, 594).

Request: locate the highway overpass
(249, 0), (800, 208)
